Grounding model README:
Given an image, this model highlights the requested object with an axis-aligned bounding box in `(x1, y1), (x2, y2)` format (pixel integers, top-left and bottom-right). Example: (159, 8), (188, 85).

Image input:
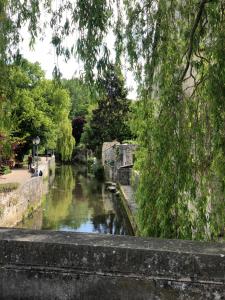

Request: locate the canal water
(18, 164), (134, 235)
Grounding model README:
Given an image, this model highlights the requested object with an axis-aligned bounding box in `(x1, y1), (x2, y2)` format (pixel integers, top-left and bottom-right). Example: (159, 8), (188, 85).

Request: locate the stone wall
(116, 144), (137, 167)
(0, 157), (55, 227)
(102, 141), (119, 181)
(102, 141), (120, 166)
(102, 142), (137, 184)
(117, 166), (132, 185)
(0, 228), (225, 299)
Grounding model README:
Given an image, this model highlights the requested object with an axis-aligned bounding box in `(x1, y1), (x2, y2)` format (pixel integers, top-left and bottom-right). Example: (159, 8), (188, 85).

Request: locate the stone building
(102, 142), (137, 185)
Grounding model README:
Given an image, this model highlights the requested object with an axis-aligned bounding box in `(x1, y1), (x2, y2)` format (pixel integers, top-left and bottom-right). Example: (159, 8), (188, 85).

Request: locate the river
(17, 164), (134, 235)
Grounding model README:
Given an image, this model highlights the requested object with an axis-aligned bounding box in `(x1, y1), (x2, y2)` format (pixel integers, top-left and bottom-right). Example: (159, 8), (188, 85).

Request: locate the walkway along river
(18, 164), (134, 235)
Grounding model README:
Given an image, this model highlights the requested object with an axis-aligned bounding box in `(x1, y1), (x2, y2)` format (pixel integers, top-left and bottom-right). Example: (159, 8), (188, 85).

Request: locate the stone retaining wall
(0, 157), (55, 227)
(118, 166), (132, 185)
(119, 185), (138, 234)
(0, 229), (225, 299)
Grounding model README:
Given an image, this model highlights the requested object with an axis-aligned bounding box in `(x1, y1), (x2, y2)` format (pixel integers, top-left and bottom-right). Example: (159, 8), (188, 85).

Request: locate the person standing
(28, 154), (32, 171)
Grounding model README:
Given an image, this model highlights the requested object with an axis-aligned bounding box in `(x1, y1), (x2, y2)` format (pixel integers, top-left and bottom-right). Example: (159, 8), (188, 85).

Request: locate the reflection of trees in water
(76, 168), (133, 235)
(24, 164), (133, 235)
(79, 176), (102, 197)
(73, 166), (102, 201)
(42, 165), (89, 230)
(92, 212), (128, 235)
(88, 188), (133, 235)
(73, 182), (84, 200)
(79, 176), (105, 212)
(56, 165), (75, 191)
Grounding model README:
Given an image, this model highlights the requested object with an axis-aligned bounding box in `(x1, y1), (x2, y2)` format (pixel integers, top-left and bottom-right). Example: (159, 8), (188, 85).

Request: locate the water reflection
(19, 164), (133, 235)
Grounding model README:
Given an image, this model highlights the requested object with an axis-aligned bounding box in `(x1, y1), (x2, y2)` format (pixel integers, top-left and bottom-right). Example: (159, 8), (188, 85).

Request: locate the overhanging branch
(180, 0), (211, 82)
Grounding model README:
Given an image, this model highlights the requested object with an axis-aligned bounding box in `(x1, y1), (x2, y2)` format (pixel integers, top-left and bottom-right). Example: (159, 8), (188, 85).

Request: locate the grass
(0, 182), (19, 193)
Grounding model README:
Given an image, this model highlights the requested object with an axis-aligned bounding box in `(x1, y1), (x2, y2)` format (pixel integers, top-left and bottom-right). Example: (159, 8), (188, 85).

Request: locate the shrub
(0, 165), (11, 175)
(87, 157), (95, 173)
(92, 162), (105, 181)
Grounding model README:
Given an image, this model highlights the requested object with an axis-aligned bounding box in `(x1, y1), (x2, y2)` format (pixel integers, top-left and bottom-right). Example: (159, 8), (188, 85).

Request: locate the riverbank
(119, 184), (139, 235)
(0, 157), (55, 227)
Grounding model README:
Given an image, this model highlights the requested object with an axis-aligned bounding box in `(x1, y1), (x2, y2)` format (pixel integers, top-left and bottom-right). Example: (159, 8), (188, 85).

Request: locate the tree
(1, 0), (225, 240)
(126, 0), (225, 240)
(72, 116), (86, 145)
(8, 58), (74, 161)
(62, 78), (94, 119)
(82, 64), (132, 157)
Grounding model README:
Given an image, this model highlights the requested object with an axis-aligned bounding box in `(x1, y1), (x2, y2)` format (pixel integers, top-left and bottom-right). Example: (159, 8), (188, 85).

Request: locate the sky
(19, 20), (137, 100)
(20, 25), (84, 79)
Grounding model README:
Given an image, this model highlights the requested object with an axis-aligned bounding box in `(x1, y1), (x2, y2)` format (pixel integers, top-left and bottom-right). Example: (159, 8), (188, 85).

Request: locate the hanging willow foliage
(124, 0), (225, 240)
(1, 0), (225, 240)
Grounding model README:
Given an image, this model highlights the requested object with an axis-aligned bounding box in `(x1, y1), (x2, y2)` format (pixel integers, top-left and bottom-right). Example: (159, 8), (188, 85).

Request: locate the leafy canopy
(1, 0), (225, 240)
(82, 64), (132, 157)
(1, 58), (74, 161)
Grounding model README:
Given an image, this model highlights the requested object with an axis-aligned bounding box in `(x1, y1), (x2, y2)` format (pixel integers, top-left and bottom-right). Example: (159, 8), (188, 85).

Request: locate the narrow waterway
(18, 164), (134, 235)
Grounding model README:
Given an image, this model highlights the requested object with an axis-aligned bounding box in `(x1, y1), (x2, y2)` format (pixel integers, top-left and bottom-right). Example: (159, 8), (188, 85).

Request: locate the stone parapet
(0, 229), (224, 299)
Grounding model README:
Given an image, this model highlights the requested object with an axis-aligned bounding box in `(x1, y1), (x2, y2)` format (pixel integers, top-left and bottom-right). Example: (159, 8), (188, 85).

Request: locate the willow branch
(180, 0), (211, 82)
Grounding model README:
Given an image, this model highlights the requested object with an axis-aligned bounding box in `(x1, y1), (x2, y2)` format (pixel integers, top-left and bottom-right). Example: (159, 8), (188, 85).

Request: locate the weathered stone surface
(118, 166), (132, 185)
(0, 157), (55, 227)
(1, 269), (224, 300)
(102, 142), (137, 182)
(0, 177), (43, 227)
(0, 229), (225, 299)
(119, 185), (138, 234)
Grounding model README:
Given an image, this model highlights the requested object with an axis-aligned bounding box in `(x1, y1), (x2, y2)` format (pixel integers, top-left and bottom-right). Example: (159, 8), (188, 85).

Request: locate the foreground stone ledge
(0, 228), (225, 299)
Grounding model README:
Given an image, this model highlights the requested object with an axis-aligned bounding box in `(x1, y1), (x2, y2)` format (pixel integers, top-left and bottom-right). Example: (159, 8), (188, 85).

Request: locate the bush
(0, 165), (11, 175)
(0, 182), (19, 193)
(87, 157), (95, 173)
(92, 162), (105, 180)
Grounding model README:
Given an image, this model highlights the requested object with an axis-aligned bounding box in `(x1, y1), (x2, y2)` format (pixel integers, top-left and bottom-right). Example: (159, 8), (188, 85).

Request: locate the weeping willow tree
(121, 0), (225, 240)
(0, 0), (12, 162)
(1, 0), (225, 239)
